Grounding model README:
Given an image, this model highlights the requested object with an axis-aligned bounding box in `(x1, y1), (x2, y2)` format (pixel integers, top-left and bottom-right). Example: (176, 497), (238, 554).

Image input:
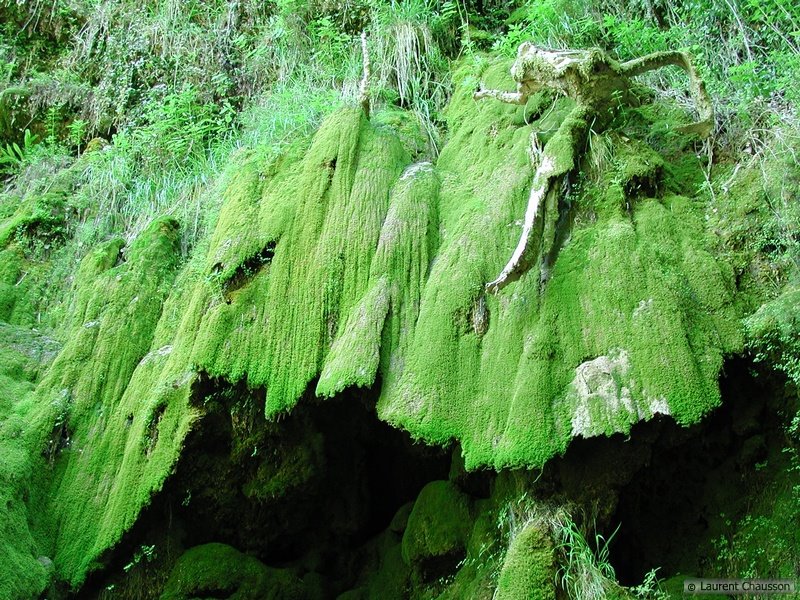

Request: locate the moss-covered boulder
(342, 529), (410, 600)
(401, 480), (473, 579)
(494, 521), (556, 600)
(160, 543), (307, 600)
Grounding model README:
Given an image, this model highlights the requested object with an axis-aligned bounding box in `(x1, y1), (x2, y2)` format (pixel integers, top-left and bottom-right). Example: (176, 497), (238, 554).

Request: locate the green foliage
(245, 80), (344, 150)
(495, 0), (599, 54)
(0, 53), (756, 598)
(745, 287), (800, 384)
(0, 4), (796, 597)
(0, 38), (15, 85)
(371, 0), (454, 131)
(123, 544), (156, 573)
(552, 513), (619, 600)
(66, 118), (88, 153)
(128, 85), (236, 168)
(0, 247), (24, 321)
(0, 129), (38, 175)
(491, 0), (800, 151)
(308, 14), (358, 83)
(0, 156), (76, 258)
(630, 568), (670, 600)
(712, 506), (800, 580)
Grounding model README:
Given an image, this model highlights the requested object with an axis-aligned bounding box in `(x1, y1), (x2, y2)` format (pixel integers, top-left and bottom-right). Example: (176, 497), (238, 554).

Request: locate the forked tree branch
(474, 44), (714, 293)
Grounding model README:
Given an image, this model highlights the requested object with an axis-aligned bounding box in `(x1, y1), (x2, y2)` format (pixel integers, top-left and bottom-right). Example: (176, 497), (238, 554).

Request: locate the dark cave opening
(78, 357), (796, 598)
(81, 376), (451, 598)
(600, 357), (793, 586)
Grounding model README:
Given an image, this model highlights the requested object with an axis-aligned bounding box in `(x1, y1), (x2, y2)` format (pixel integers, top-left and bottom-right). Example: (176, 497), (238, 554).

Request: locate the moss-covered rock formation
(494, 521), (555, 600)
(0, 25), (798, 600)
(401, 480), (473, 579)
(474, 44), (713, 292)
(161, 543), (307, 600)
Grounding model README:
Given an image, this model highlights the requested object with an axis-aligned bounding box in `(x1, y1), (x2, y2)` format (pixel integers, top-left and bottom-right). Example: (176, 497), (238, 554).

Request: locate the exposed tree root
(359, 31), (371, 117)
(476, 44), (713, 293)
(486, 106), (590, 293)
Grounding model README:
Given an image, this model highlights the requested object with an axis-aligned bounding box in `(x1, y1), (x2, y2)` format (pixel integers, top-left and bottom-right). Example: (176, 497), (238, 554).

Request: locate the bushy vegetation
(1, 0), (797, 262)
(0, 0), (465, 330)
(493, 0), (800, 154)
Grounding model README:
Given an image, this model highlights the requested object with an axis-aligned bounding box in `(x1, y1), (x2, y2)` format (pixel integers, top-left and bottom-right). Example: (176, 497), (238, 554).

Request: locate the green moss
(0, 162), (77, 250)
(0, 339), (49, 599)
(0, 53), (764, 595)
(745, 286), (800, 384)
(161, 543), (307, 600)
(317, 161), (439, 397)
(434, 507), (502, 600)
(166, 60), (742, 475)
(0, 109), (428, 592)
(366, 543), (410, 600)
(371, 107), (433, 160)
(191, 107), (413, 415)
(20, 217), (196, 587)
(0, 246), (24, 321)
(494, 521), (555, 600)
(346, 529), (411, 600)
(706, 144), (799, 316)
(376, 58), (741, 469)
(401, 481), (473, 572)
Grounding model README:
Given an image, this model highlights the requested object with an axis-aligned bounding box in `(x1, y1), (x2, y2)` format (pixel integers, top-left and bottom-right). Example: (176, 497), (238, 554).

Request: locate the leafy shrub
(745, 287), (800, 384)
(0, 129), (38, 176)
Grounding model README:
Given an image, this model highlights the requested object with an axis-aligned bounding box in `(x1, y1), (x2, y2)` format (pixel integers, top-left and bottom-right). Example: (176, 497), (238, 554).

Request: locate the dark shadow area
(77, 356), (796, 598)
(80, 377), (450, 598)
(604, 357), (791, 585)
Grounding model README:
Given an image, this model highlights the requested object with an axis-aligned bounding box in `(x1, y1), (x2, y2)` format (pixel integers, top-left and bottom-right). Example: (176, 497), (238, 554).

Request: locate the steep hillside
(0, 1), (798, 598)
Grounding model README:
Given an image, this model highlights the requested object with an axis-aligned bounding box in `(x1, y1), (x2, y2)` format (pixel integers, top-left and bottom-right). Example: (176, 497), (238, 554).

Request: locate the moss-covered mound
(161, 543), (307, 600)
(494, 521), (555, 600)
(401, 480), (473, 577)
(375, 61), (741, 468)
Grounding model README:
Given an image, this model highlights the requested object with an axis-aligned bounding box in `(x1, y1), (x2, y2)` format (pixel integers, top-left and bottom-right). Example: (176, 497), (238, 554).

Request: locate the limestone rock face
(566, 349), (670, 438)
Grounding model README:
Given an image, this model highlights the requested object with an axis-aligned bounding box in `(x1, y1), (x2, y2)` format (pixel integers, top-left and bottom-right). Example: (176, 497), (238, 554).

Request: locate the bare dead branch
(359, 31), (371, 117)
